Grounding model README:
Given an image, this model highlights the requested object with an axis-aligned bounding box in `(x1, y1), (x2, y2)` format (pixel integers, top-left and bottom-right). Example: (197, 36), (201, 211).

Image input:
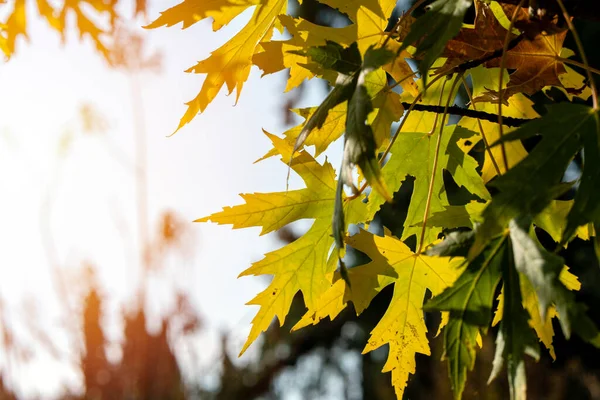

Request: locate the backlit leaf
(197, 132), (368, 354)
(369, 125), (489, 249)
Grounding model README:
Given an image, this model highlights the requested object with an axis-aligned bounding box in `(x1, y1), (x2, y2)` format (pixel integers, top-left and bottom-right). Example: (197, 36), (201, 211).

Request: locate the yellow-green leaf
(198, 132), (368, 354)
(357, 230), (462, 398)
(369, 125), (490, 250)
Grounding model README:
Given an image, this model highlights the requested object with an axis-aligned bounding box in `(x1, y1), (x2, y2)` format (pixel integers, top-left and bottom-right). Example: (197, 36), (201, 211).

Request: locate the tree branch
(492, 0), (600, 21)
(402, 103), (530, 127)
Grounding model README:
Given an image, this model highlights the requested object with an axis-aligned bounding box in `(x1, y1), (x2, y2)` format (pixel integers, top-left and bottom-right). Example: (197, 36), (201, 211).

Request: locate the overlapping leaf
(398, 0), (473, 84)
(509, 218), (600, 345)
(297, 229), (463, 398)
(319, 0), (397, 54)
(252, 15), (356, 91)
(475, 103), (600, 252)
(440, 2), (581, 100)
(459, 66), (539, 182)
(368, 125), (490, 249)
(488, 245), (539, 400)
(425, 234), (506, 399)
(492, 263), (581, 360)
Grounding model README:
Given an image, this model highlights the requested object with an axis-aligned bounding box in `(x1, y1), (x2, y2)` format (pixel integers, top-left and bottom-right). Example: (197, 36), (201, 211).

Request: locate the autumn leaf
(359, 232), (462, 399)
(319, 0), (397, 54)
(256, 105), (347, 162)
(485, 5), (568, 99)
(148, 0), (287, 133)
(442, 1), (509, 67)
(253, 15), (356, 92)
(382, 40), (420, 97)
(1, 0), (114, 59)
(197, 132), (367, 355)
(297, 229), (463, 398)
(370, 87), (404, 148)
(535, 200), (592, 243)
(441, 1), (577, 100)
(293, 229), (400, 330)
(398, 0), (473, 84)
(145, 0), (259, 31)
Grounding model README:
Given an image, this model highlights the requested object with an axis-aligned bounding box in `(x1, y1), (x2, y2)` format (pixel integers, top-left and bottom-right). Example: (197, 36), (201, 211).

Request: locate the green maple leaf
(488, 242), (539, 400)
(474, 103), (600, 256)
(369, 125), (490, 250)
(425, 234), (506, 400)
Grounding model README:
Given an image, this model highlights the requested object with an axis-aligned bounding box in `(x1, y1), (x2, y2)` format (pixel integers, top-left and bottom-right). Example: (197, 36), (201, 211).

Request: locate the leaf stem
(555, 0), (598, 110)
(560, 57), (600, 77)
(460, 76), (502, 177)
(497, 0), (526, 172)
(417, 74), (462, 254)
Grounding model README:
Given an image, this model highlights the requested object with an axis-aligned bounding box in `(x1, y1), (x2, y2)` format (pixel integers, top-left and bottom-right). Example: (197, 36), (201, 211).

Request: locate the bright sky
(0, 0), (333, 397)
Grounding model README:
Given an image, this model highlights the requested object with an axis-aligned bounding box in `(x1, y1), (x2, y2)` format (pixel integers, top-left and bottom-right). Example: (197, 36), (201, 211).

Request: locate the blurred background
(1, 0), (600, 399)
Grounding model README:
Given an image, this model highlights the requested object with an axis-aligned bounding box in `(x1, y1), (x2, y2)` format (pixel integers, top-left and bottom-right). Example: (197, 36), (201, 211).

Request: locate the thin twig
(460, 76), (502, 177)
(498, 0), (526, 172)
(560, 57), (600, 77)
(400, 102), (531, 127)
(381, 73), (447, 163)
(555, 0), (598, 110)
(417, 74), (462, 254)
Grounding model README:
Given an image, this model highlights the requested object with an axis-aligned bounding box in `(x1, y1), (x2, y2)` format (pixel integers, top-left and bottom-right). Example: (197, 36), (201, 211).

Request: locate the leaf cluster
(148, 0), (600, 398)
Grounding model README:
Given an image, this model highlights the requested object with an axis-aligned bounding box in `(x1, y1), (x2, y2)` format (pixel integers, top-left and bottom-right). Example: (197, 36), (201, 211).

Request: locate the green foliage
(425, 235), (505, 399)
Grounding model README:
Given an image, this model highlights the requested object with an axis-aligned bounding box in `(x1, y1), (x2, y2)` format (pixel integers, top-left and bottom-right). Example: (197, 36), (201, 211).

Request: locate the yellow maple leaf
(198, 132), (368, 354)
(535, 200), (592, 243)
(383, 40), (419, 97)
(257, 106), (347, 162)
(293, 229), (399, 330)
(459, 66), (539, 182)
(148, 0), (287, 132)
(253, 15), (356, 92)
(1, 0), (114, 59)
(296, 229), (463, 398)
(355, 230), (462, 398)
(319, 0), (397, 54)
(145, 0), (259, 31)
